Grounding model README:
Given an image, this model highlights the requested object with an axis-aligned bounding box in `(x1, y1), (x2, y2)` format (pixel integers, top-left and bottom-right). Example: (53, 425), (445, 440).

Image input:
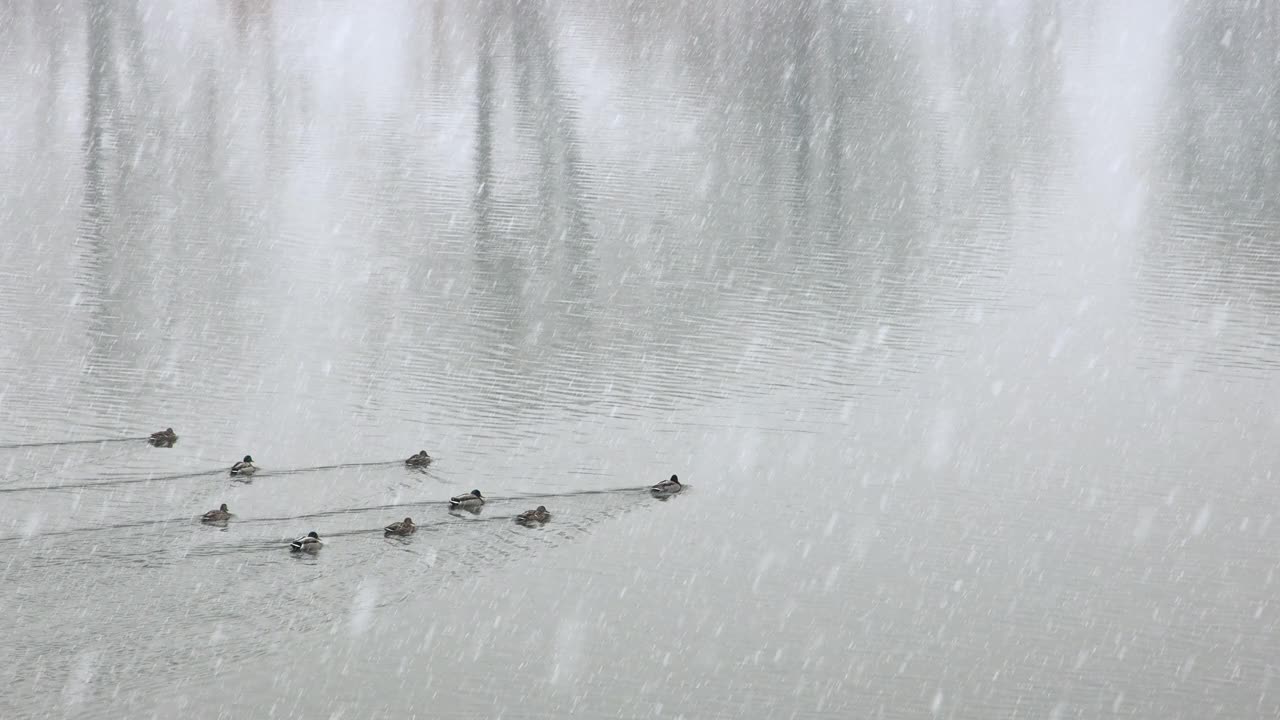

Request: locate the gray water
(2, 0), (1280, 717)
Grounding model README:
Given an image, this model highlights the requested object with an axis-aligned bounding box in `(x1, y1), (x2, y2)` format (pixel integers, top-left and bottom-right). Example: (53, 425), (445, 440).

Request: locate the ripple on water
(4, 1), (1279, 718)
(0, 481), (659, 715)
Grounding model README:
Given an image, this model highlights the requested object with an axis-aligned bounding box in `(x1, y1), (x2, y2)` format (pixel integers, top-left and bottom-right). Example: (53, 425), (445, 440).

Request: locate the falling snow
(1, 0), (1278, 717)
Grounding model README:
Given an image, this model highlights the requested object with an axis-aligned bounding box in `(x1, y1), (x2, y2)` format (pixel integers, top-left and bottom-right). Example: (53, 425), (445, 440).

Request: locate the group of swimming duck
(149, 428), (686, 554)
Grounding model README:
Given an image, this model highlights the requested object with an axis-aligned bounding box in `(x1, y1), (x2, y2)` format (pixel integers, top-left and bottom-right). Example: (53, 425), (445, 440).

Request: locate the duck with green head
(650, 474), (683, 495)
(290, 531), (322, 552)
(449, 489), (485, 510)
(230, 455), (257, 476)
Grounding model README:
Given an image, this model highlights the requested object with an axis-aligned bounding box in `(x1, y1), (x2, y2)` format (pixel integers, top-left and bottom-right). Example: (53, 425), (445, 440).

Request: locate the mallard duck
(449, 489), (485, 509)
(201, 503), (231, 523)
(148, 427), (178, 446)
(650, 474), (683, 495)
(405, 450), (433, 467)
(290, 531), (322, 552)
(384, 517), (417, 536)
(515, 506), (551, 525)
(230, 455), (257, 476)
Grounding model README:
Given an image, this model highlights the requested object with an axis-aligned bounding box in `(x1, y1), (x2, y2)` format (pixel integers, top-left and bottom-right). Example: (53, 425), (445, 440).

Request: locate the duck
(230, 455), (257, 476)
(449, 489), (485, 509)
(384, 517), (417, 536)
(290, 531), (322, 552)
(148, 427), (178, 446)
(515, 506), (551, 525)
(650, 474), (683, 495)
(405, 450), (433, 467)
(201, 503), (231, 523)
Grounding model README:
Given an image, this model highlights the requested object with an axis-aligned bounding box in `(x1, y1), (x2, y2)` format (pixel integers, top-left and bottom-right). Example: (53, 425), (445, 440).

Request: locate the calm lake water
(2, 0), (1279, 717)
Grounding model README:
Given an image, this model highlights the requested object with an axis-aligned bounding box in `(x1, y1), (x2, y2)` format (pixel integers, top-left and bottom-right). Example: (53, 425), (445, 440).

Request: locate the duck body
(449, 489), (485, 509)
(384, 517), (417, 536)
(290, 531), (322, 552)
(650, 474), (683, 496)
(148, 428), (178, 447)
(405, 450), (433, 467)
(230, 455), (257, 476)
(201, 503), (231, 523)
(515, 506), (551, 526)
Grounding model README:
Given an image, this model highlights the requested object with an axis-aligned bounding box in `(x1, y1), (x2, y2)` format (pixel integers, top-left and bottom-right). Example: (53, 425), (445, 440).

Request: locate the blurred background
(1, 0), (1278, 717)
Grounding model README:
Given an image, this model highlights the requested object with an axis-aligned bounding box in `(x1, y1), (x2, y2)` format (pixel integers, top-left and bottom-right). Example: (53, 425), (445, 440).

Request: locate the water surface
(2, 0), (1279, 717)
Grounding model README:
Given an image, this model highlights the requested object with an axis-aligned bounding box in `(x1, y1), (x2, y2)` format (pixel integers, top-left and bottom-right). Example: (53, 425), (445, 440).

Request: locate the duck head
(243, 455), (254, 463)
(307, 531), (319, 539)
(220, 503), (229, 511)
(471, 489), (483, 498)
